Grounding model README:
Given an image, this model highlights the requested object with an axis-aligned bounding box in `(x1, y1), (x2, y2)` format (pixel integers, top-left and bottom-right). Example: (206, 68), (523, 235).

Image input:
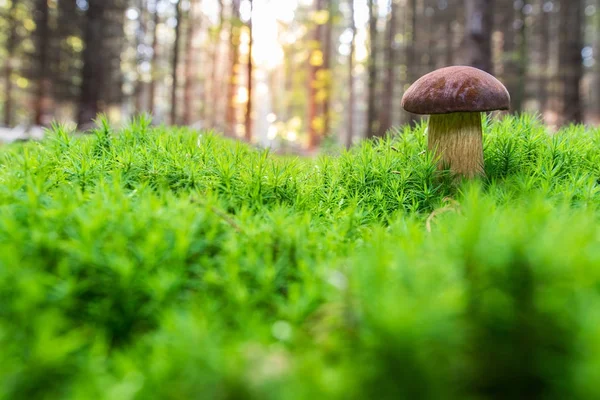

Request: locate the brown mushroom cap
(401, 66), (510, 115)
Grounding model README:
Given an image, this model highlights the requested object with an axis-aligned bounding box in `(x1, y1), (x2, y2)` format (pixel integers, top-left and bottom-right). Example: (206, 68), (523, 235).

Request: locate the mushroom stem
(427, 112), (484, 178)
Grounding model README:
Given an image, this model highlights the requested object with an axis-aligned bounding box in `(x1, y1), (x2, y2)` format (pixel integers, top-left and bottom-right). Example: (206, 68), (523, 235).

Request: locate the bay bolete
(401, 66), (510, 178)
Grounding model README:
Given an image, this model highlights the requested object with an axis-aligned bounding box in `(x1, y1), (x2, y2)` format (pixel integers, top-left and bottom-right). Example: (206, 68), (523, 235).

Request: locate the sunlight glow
(236, 87), (249, 104)
(355, 29), (369, 61)
(267, 125), (278, 139)
(240, 0), (252, 22)
(250, 0), (284, 70)
(273, 0), (297, 23)
(126, 8), (139, 20)
(286, 131), (298, 142)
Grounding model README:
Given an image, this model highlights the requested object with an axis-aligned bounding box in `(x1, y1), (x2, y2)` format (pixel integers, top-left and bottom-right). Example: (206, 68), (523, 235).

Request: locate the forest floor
(1, 114), (600, 399)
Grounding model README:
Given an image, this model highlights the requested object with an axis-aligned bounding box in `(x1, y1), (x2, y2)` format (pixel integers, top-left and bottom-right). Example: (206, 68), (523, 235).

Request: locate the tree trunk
(500, 1), (526, 113)
(346, 0), (356, 148)
(404, 0), (419, 125)
(245, 0), (254, 141)
(515, 5), (527, 114)
(379, 0), (397, 136)
(307, 0), (325, 150)
(78, 1), (104, 126)
(171, 0), (182, 125)
(464, 0), (494, 73)
(558, 0), (583, 124)
(596, 0), (600, 120)
(149, 4), (160, 115)
(283, 44), (294, 122)
(34, 0), (51, 126)
(208, 0), (224, 130)
(533, 0), (549, 113)
(425, 1), (435, 71)
(226, 0), (241, 135)
(52, 0), (83, 106)
(183, 0), (200, 125)
(134, 0), (147, 114)
(366, 0), (378, 138)
(3, 0), (19, 127)
(322, 0), (334, 138)
(445, 6), (454, 66)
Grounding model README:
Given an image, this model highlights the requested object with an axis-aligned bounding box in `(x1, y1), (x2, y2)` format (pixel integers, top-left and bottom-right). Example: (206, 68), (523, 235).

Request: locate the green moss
(1, 114), (600, 399)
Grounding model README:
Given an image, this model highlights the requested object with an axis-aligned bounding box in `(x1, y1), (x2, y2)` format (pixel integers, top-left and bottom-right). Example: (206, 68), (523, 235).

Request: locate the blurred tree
(134, 0), (149, 114)
(533, 0), (550, 114)
(207, 0), (224, 130)
(443, 0), (458, 67)
(514, 2), (527, 114)
(171, 0), (182, 124)
(596, 0), (600, 118)
(404, 0), (419, 125)
(78, 0), (104, 126)
(149, 0), (160, 114)
(226, 0), (241, 135)
(322, 0), (334, 138)
(465, 0), (494, 72)
(33, 0), (50, 125)
(78, 0), (126, 126)
(245, 0), (253, 141)
(366, 0), (378, 138)
(558, 0), (583, 124)
(307, 0), (325, 149)
(424, 0), (436, 71)
(346, 0), (356, 148)
(183, 0), (201, 125)
(52, 0), (85, 109)
(379, 0), (398, 136)
(499, 0), (527, 113)
(3, 0), (20, 126)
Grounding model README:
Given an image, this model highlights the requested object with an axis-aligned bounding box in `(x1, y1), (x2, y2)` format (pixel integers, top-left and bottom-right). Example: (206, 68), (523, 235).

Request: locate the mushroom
(401, 66), (510, 178)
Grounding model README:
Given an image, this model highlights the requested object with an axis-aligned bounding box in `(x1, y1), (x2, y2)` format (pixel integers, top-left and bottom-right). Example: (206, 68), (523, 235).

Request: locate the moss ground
(1, 114), (600, 399)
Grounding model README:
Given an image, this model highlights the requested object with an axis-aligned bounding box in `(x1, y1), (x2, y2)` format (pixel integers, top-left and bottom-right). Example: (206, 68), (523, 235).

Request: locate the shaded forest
(0, 0), (599, 149)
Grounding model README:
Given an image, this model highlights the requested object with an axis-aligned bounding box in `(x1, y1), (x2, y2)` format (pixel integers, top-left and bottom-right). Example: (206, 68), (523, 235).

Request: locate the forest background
(0, 0), (598, 150)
